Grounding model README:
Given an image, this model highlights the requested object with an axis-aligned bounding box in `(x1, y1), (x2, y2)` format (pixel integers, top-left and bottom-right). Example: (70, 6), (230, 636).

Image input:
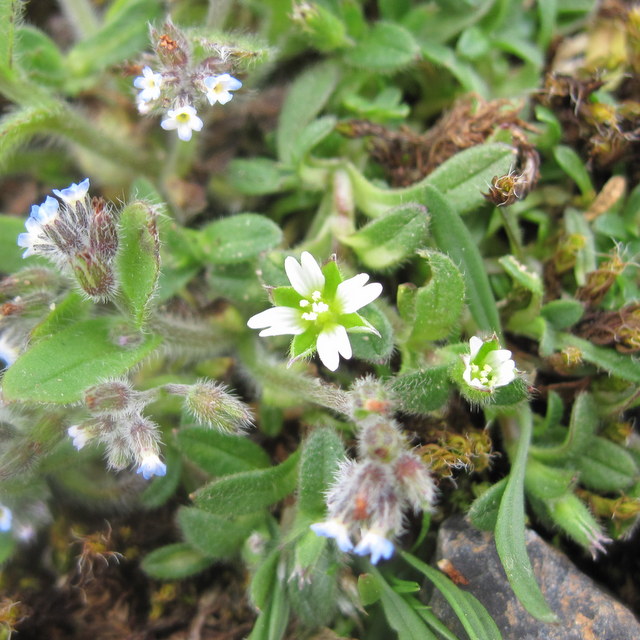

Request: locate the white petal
(336, 274), (382, 313)
(333, 324), (352, 359)
(316, 328), (340, 371)
(468, 336), (484, 359)
(247, 307), (304, 336)
(285, 252), (324, 296)
(177, 125), (193, 141)
(494, 361), (516, 387)
(161, 118), (177, 131)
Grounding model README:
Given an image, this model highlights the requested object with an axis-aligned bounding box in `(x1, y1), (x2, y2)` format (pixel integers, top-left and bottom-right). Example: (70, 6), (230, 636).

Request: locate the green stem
(238, 337), (351, 416)
(206, 0), (233, 28)
(498, 206), (524, 261)
(58, 0), (100, 40)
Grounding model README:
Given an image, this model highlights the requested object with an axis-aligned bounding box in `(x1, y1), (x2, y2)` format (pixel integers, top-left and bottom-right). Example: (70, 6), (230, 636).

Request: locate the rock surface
(428, 515), (640, 640)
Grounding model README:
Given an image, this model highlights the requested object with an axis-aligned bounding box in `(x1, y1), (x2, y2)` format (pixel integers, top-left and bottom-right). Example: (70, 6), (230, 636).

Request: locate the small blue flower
(67, 425), (90, 450)
(52, 178), (90, 205)
(136, 451), (167, 480)
(0, 505), (12, 532)
(310, 519), (354, 552)
(354, 530), (394, 564)
(133, 66), (163, 103)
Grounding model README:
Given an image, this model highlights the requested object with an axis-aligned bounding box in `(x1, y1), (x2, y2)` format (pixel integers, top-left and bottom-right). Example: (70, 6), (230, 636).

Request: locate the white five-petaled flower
(354, 529), (395, 564)
(136, 451), (167, 480)
(462, 336), (516, 392)
(0, 505), (12, 532)
(203, 73), (242, 105)
(133, 66), (163, 103)
(247, 252), (382, 371)
(310, 519), (354, 552)
(160, 105), (204, 141)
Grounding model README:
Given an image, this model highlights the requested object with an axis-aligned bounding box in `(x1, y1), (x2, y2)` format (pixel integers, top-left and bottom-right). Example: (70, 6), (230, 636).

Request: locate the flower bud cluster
(164, 379), (254, 433)
(67, 378), (166, 480)
(311, 413), (436, 565)
(17, 180), (120, 301)
(133, 21), (243, 141)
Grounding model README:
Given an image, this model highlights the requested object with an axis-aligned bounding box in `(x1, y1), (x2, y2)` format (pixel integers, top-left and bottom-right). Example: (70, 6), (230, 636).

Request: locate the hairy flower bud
(167, 380), (253, 433)
(349, 375), (394, 419)
(357, 416), (405, 463)
(393, 451), (437, 513)
(84, 379), (137, 416)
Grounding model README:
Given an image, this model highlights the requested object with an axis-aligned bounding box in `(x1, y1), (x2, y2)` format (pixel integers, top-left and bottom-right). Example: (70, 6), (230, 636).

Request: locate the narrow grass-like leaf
(2, 317), (161, 403)
(495, 407), (557, 622)
(402, 551), (502, 640)
(553, 145), (595, 199)
(424, 185), (502, 337)
(370, 568), (437, 640)
(557, 334), (640, 384)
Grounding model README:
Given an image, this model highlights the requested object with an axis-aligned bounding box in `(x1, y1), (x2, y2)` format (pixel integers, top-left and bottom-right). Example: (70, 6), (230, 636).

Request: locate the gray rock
(428, 515), (640, 640)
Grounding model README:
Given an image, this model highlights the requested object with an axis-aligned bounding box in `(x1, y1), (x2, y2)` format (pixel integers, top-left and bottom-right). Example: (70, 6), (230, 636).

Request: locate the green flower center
(470, 363), (496, 387)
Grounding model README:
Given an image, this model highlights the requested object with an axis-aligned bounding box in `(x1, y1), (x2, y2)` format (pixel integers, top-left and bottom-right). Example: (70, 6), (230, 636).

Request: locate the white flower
(0, 505), (12, 532)
(133, 66), (163, 102)
(247, 252), (382, 371)
(52, 178), (90, 205)
(136, 451), (167, 480)
(354, 529), (394, 564)
(462, 336), (516, 392)
(203, 73), (242, 105)
(310, 519), (354, 552)
(160, 105), (204, 141)
(68, 425), (90, 450)
(17, 196), (60, 258)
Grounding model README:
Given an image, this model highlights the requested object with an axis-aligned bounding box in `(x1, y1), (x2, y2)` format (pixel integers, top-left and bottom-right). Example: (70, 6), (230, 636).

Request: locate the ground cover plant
(1, 0), (640, 638)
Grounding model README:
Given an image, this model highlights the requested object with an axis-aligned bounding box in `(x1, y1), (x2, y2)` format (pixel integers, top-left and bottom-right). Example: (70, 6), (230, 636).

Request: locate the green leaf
(141, 542), (214, 580)
(556, 334), (640, 384)
(468, 477), (508, 531)
(424, 185), (502, 337)
(65, 0), (163, 83)
(553, 145), (595, 199)
(575, 437), (638, 492)
(342, 204), (429, 270)
(277, 61), (340, 164)
(177, 427), (270, 476)
(290, 115), (337, 165)
(2, 317), (161, 403)
(358, 573), (383, 606)
(200, 214), (283, 265)
(29, 291), (91, 342)
(194, 451), (300, 516)
(116, 201), (160, 329)
(540, 299), (584, 329)
(530, 392), (599, 463)
(15, 26), (65, 87)
(349, 305), (394, 363)
(370, 568), (437, 640)
(390, 365), (451, 413)
(297, 427), (344, 519)
(178, 507), (259, 558)
(344, 21), (420, 73)
(0, 532), (17, 565)
(494, 407), (557, 622)
(348, 143), (516, 219)
(398, 250), (465, 343)
(227, 158), (295, 195)
(421, 41), (488, 94)
(401, 551), (502, 640)
(498, 255), (543, 297)
(524, 458), (575, 500)
(248, 559), (290, 640)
